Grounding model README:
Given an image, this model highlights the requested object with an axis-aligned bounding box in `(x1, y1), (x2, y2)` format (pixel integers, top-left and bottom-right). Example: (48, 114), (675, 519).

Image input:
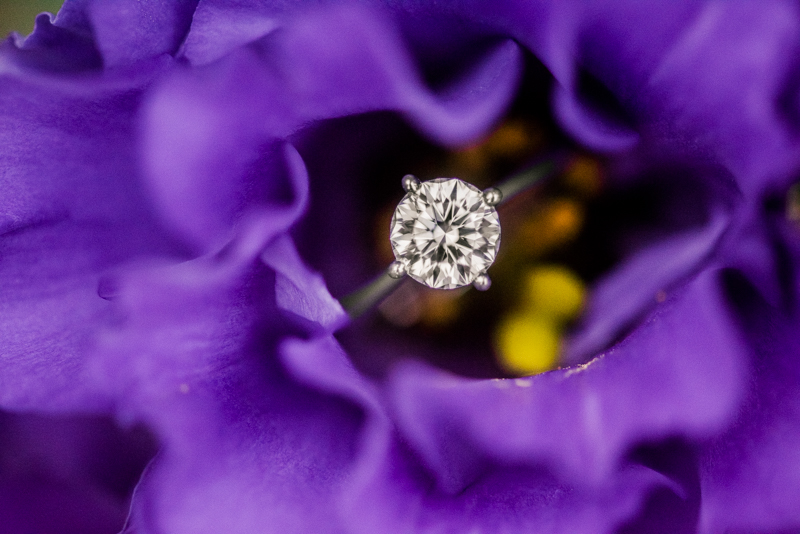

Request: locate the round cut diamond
(390, 178), (501, 289)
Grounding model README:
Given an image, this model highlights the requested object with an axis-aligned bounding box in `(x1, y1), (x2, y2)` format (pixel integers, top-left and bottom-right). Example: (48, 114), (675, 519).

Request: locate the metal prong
(401, 174), (421, 194)
(482, 187), (502, 206)
(473, 273), (491, 291)
(388, 261), (407, 279)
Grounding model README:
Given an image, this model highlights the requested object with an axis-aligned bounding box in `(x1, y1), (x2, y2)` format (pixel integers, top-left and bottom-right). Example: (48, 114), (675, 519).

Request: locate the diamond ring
(341, 156), (565, 318)
(389, 175), (502, 291)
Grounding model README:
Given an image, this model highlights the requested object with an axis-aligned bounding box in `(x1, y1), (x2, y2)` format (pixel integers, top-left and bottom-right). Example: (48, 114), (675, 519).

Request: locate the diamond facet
(390, 178), (501, 289)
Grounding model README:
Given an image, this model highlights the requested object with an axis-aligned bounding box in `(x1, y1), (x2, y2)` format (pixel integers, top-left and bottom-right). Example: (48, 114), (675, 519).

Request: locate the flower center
(298, 65), (715, 380)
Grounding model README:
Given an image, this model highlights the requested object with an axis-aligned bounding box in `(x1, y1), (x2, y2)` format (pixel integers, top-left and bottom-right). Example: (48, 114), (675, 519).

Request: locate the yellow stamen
(494, 265), (586, 375)
(787, 183), (800, 223)
(419, 289), (466, 328)
(484, 119), (542, 158)
(522, 265), (586, 321)
(563, 155), (603, 197)
(519, 198), (584, 255)
(495, 312), (560, 375)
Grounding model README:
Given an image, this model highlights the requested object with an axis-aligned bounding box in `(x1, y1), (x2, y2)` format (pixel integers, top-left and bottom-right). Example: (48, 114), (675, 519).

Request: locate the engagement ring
(341, 156), (566, 318)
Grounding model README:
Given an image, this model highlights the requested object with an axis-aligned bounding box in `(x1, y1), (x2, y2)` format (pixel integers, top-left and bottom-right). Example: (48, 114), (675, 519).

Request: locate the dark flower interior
(294, 52), (731, 380)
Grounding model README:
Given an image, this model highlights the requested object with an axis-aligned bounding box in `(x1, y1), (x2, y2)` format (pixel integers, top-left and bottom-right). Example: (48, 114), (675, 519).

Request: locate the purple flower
(0, 410), (155, 534)
(2, 1), (800, 533)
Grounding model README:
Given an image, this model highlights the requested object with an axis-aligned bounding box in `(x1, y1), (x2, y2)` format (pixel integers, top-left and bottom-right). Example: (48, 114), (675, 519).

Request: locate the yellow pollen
(495, 265), (586, 376)
(451, 145), (490, 176)
(563, 155), (603, 197)
(449, 119), (543, 177)
(420, 289), (465, 328)
(522, 265), (586, 320)
(484, 120), (542, 157)
(787, 183), (800, 223)
(519, 198), (584, 255)
(495, 313), (560, 376)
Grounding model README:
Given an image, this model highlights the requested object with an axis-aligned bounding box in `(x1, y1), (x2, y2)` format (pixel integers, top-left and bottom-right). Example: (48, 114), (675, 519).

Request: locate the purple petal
(0, 411), (155, 534)
(93, 256), (363, 533)
(0, 476), (123, 534)
(1, 13), (101, 73)
(282, 337), (680, 533)
(52, 0), (94, 35)
(2, 222), (132, 411)
(263, 235), (347, 331)
(0, 68), (182, 411)
(340, 436), (676, 534)
(553, 83), (639, 152)
(570, 1), (800, 190)
(565, 208), (729, 364)
(698, 276), (800, 533)
(180, 1), (280, 65)
(387, 269), (746, 491)
(88, 0), (198, 66)
(142, 4), (521, 250)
